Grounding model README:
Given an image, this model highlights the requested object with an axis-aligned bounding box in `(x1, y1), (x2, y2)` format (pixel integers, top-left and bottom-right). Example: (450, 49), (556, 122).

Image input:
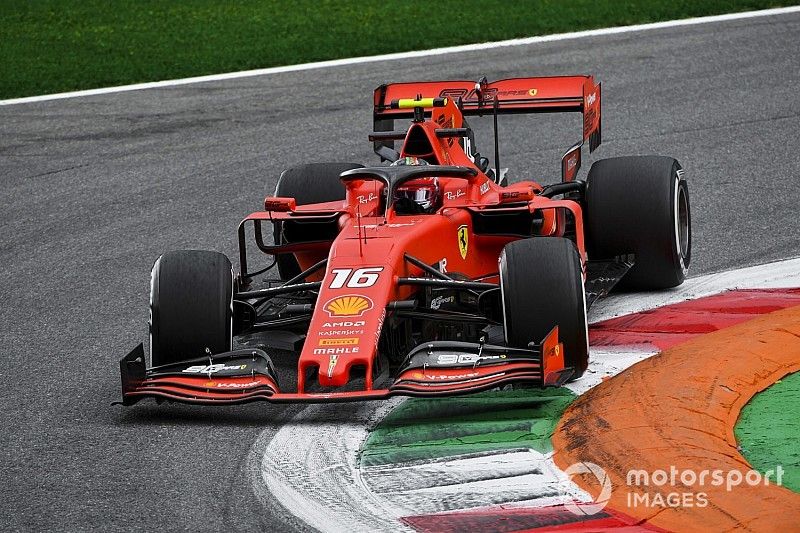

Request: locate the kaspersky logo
(324, 295), (373, 317)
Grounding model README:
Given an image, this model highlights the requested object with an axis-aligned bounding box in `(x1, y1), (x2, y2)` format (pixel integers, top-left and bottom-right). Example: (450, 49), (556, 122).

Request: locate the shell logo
(324, 295), (373, 317)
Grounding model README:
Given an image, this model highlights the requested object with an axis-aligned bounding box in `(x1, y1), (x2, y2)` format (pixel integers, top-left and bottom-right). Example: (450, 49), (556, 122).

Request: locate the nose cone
(316, 349), (357, 387)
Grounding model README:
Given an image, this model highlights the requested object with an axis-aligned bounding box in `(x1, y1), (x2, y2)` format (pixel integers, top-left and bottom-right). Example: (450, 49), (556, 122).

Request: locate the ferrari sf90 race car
(118, 75), (691, 405)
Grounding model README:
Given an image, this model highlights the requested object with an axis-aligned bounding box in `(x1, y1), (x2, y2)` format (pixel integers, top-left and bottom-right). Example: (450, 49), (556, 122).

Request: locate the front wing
(118, 328), (570, 406)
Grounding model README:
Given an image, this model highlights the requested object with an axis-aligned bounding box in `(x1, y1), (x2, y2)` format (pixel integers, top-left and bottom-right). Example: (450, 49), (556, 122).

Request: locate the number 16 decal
(329, 267), (384, 289)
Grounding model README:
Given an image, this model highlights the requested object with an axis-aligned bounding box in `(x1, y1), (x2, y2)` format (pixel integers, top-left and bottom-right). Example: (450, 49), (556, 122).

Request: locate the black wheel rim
(676, 183), (690, 260)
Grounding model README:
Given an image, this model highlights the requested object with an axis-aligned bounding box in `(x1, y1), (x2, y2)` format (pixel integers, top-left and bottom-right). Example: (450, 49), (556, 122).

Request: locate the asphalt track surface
(1, 11), (799, 532)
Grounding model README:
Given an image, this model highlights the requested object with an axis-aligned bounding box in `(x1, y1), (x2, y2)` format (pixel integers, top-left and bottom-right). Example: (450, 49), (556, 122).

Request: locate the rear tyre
(272, 162), (363, 280)
(150, 250), (233, 367)
(586, 156), (691, 290)
(500, 237), (589, 379)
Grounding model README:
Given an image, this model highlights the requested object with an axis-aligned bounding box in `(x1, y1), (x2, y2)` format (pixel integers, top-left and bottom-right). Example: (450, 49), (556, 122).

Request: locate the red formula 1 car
(118, 76), (691, 405)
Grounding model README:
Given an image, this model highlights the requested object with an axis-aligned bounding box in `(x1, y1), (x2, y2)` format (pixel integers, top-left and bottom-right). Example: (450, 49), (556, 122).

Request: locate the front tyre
(150, 250), (234, 367)
(586, 156), (691, 290)
(500, 237), (589, 379)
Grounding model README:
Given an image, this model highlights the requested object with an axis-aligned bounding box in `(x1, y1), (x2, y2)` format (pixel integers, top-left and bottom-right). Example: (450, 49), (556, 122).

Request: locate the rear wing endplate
(373, 76), (601, 152)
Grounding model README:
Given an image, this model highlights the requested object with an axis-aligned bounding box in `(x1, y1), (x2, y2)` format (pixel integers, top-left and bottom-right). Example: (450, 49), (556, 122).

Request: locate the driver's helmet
(390, 157), (441, 214)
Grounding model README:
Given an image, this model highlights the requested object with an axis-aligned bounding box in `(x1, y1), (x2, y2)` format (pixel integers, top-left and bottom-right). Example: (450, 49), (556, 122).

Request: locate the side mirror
(264, 197), (297, 212)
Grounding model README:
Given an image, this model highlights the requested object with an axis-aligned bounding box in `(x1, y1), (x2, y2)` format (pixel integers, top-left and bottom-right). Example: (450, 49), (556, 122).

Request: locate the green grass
(735, 371), (800, 493)
(1, 0), (796, 99)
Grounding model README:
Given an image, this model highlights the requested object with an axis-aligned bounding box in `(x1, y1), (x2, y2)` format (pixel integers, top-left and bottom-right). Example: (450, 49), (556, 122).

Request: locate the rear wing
(373, 76), (601, 152)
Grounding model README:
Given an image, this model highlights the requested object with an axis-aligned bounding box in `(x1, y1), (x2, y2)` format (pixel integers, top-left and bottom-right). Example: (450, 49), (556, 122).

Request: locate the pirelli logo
(318, 338), (360, 346)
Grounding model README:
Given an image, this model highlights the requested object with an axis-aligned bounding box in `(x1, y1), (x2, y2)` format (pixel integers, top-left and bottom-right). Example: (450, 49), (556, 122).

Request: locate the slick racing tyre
(586, 156), (691, 290)
(272, 162), (363, 280)
(150, 250), (233, 367)
(500, 237), (589, 379)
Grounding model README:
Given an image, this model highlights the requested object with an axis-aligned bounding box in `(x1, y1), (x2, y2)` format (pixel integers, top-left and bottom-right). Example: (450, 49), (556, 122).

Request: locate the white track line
(253, 257), (800, 532)
(567, 346), (659, 396)
(3, 6), (800, 106)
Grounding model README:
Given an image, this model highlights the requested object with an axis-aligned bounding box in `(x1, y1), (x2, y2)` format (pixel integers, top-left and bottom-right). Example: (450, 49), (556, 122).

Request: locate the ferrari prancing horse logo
(457, 225), (469, 259)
